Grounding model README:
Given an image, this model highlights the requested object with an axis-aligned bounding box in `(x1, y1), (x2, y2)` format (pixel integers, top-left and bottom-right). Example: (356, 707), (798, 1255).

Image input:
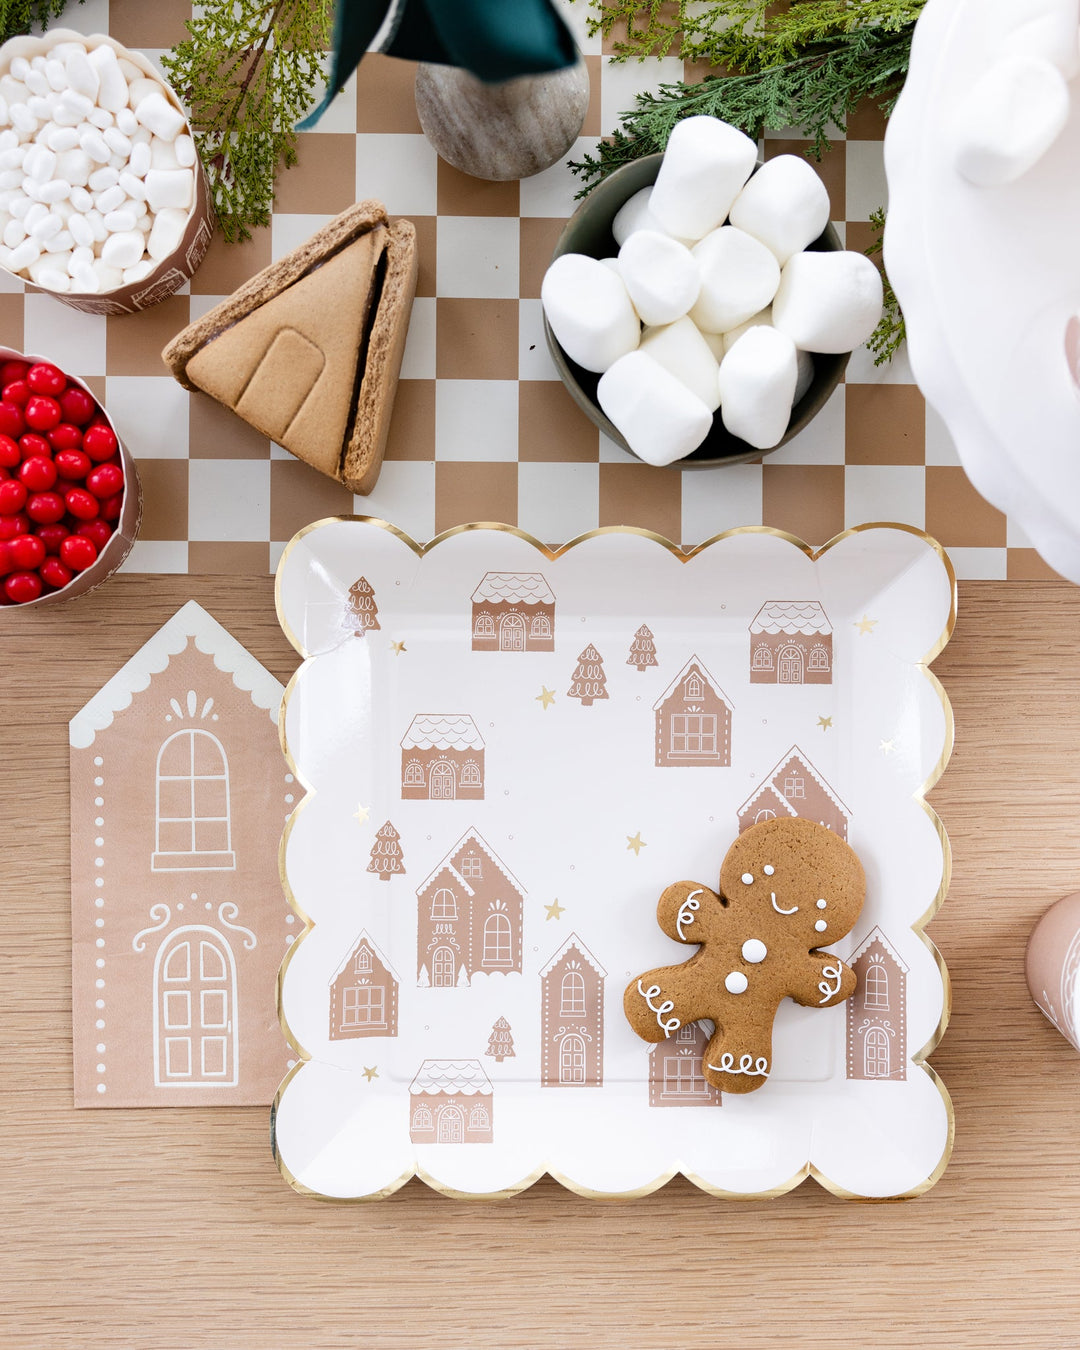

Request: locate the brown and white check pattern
(0, 0), (1054, 580)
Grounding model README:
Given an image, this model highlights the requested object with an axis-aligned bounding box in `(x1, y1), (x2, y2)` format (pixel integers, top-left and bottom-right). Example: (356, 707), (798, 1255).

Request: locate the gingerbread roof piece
(162, 200), (417, 495)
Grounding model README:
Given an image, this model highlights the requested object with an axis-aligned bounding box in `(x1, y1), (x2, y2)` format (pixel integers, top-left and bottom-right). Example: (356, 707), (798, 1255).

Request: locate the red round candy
(19, 455), (57, 491)
(0, 360), (28, 386)
(8, 532), (45, 569)
(100, 492), (124, 522)
(53, 478), (80, 496)
(77, 519), (113, 550)
(53, 448), (90, 479)
(59, 385), (95, 426)
(86, 463), (123, 499)
(40, 556), (73, 590)
(0, 478), (28, 513)
(26, 362), (66, 397)
(82, 423), (118, 462)
(48, 422), (82, 451)
(2, 380), (29, 406)
(18, 432), (50, 460)
(0, 434), (18, 468)
(26, 490), (65, 524)
(65, 487), (99, 520)
(0, 401), (25, 438)
(0, 511), (29, 540)
(60, 533), (97, 571)
(4, 569), (42, 603)
(24, 394), (61, 432)
(0, 540), (12, 574)
(36, 523), (69, 554)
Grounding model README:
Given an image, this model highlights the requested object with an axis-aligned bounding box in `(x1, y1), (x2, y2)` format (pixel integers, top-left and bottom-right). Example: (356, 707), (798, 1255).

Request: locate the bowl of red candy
(0, 347), (140, 607)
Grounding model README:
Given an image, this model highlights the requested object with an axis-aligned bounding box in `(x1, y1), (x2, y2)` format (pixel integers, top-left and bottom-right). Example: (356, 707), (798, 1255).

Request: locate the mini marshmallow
(91, 259), (122, 290)
(598, 349), (713, 466)
(70, 261), (99, 293)
(118, 171), (146, 201)
(0, 168), (23, 190)
(30, 57), (46, 73)
(70, 243), (93, 265)
(64, 48), (100, 102)
(88, 165), (119, 191)
(618, 229), (700, 326)
(772, 250), (883, 353)
(27, 96), (55, 122)
(104, 207), (137, 233)
(10, 105), (37, 136)
(117, 58), (143, 85)
(135, 92), (186, 142)
(717, 325), (799, 450)
(2, 217), (24, 247)
(79, 127), (110, 163)
(0, 130), (18, 151)
(70, 185), (93, 213)
(0, 77), (29, 106)
(8, 194), (30, 219)
(46, 125), (79, 152)
(129, 141), (151, 178)
(38, 177), (70, 204)
(103, 126), (131, 157)
(126, 78), (162, 109)
(690, 226), (781, 334)
(174, 134), (196, 169)
(101, 229), (145, 269)
(84, 209), (107, 243)
(953, 56), (1069, 187)
(28, 257), (69, 290)
(23, 202), (47, 230)
(87, 106), (113, 130)
(56, 88), (93, 121)
(541, 252), (641, 374)
(135, 210), (152, 234)
(145, 168), (193, 212)
(123, 259), (154, 284)
(29, 211), (61, 242)
(89, 45), (129, 114)
(43, 228), (73, 253)
(44, 59), (67, 93)
(729, 155), (831, 264)
(9, 58), (30, 84)
(115, 107), (137, 137)
(56, 148), (90, 186)
(6, 237), (40, 270)
(0, 147), (23, 171)
(23, 143), (55, 181)
(722, 307), (773, 355)
(147, 207), (187, 260)
(650, 115), (758, 241)
(149, 137), (179, 171)
(95, 183), (126, 213)
(24, 68), (49, 98)
(640, 316), (722, 412)
(68, 213), (93, 247)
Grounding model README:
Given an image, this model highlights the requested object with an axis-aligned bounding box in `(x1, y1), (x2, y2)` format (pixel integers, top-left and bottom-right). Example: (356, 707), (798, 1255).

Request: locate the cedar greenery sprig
(864, 207), (905, 365)
(0, 0), (82, 44)
(161, 0), (334, 244)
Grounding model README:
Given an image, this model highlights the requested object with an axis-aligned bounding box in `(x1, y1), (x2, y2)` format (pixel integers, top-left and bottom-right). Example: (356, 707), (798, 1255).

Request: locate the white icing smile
(770, 892), (798, 915)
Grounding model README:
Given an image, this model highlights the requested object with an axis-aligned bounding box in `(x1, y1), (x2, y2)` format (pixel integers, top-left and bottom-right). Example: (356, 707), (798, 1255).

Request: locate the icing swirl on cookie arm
(637, 980), (681, 1037)
(708, 1052), (770, 1078)
(676, 888), (703, 940)
(817, 962), (844, 1004)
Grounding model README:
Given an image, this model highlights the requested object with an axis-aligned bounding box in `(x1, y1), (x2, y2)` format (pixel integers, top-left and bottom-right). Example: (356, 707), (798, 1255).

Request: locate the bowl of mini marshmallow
(542, 116), (885, 468)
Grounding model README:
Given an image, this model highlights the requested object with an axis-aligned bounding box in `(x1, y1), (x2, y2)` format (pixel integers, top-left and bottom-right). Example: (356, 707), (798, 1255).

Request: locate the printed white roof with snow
(401, 714), (485, 751)
(409, 1059), (493, 1096)
(471, 572), (555, 605)
(750, 601), (831, 635)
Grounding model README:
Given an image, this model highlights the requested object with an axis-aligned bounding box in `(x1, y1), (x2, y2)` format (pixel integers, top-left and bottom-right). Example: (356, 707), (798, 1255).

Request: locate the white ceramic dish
(273, 519), (955, 1200)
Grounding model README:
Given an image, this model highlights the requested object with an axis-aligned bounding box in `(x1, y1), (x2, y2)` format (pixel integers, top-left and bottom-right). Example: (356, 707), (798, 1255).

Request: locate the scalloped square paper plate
(273, 520), (955, 1201)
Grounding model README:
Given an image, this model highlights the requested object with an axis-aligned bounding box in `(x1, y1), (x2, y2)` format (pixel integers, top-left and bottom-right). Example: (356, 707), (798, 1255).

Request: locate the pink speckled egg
(1026, 891), (1080, 1051)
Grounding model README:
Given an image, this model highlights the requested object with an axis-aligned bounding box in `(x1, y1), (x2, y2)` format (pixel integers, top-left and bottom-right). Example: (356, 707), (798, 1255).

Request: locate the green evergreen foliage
(0, 0), (82, 44)
(161, 0), (334, 244)
(864, 207), (905, 366)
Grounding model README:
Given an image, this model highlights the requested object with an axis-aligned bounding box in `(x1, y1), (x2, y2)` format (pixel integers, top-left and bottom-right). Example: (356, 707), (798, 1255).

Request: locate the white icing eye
(741, 872), (754, 885)
(741, 938), (767, 963)
(814, 919), (827, 932)
(816, 898), (827, 910)
(725, 971), (749, 994)
(763, 865), (775, 876)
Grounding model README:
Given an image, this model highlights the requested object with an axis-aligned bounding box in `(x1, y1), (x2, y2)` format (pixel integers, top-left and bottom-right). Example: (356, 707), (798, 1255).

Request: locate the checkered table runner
(0, 0), (1053, 581)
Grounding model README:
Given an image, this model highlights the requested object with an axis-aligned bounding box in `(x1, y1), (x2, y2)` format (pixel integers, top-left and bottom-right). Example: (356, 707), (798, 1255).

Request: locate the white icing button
(741, 938), (767, 964)
(741, 872), (754, 885)
(763, 865), (775, 876)
(816, 898), (827, 909)
(725, 971), (749, 994)
(814, 919), (828, 932)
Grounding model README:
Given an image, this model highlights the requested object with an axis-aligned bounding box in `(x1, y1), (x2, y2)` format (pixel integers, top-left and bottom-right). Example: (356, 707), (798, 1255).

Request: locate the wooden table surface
(5, 574), (1080, 1350)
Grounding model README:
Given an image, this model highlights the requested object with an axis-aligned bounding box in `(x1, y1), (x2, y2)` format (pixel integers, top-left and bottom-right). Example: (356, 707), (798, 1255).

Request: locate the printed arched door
(559, 1033), (586, 1085)
(153, 926), (238, 1087)
(777, 645), (804, 684)
(432, 945), (456, 987)
(864, 1026), (890, 1077)
(438, 1105), (464, 1143)
(429, 761), (456, 800)
(499, 613), (525, 651)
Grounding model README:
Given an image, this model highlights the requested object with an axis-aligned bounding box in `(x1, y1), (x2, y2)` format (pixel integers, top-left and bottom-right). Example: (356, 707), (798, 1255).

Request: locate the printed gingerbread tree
(567, 643), (608, 706)
(344, 576), (380, 637)
(367, 820), (404, 881)
(485, 1017), (515, 1063)
(627, 624), (658, 673)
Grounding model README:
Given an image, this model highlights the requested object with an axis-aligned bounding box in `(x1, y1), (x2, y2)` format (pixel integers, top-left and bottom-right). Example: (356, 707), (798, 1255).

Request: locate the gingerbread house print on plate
(416, 829), (524, 987)
(470, 571), (555, 652)
(749, 601), (833, 684)
(653, 655), (733, 768)
(846, 928), (908, 1081)
(328, 931), (399, 1040)
(409, 1059), (493, 1144)
(401, 714), (484, 800)
(69, 602), (293, 1108)
(738, 746), (849, 840)
(539, 934), (605, 1087)
(648, 1022), (723, 1108)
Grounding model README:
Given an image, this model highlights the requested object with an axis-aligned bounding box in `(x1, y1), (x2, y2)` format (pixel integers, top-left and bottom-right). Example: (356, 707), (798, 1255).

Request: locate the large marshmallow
(978, 0), (1080, 79)
(722, 306), (772, 355)
(87, 45), (128, 114)
(612, 186), (662, 247)
(617, 229), (700, 326)
(649, 115), (758, 241)
(542, 252), (641, 374)
(729, 154), (831, 263)
(640, 316), (721, 412)
(598, 349), (713, 466)
(953, 56), (1070, 187)
(134, 92), (186, 143)
(717, 326), (798, 450)
(772, 250), (883, 353)
(690, 226), (780, 334)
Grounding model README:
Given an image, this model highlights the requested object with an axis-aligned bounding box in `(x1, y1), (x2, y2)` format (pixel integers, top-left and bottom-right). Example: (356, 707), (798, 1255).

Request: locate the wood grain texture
(4, 576), (1080, 1350)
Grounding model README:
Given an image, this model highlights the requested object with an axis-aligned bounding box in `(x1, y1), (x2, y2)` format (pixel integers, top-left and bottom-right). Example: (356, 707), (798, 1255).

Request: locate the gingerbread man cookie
(624, 817), (866, 1094)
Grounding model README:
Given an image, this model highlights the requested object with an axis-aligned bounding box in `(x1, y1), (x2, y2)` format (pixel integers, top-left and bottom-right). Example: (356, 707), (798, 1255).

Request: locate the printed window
(482, 912), (512, 966)
(864, 962), (889, 1009)
(354, 948), (372, 974)
(683, 672), (704, 700)
(430, 887), (458, 920)
(560, 969), (586, 1016)
(676, 1024), (696, 1043)
(783, 776), (805, 799)
(474, 614), (495, 637)
(461, 760), (482, 787)
(404, 760), (425, 785)
(752, 646), (774, 670)
(664, 1055), (708, 1095)
(461, 854), (482, 879)
(808, 646), (830, 672)
(468, 1104), (489, 1130)
(530, 613), (551, 637)
(155, 728), (232, 859)
(670, 713), (717, 755)
(412, 1104), (432, 1130)
(342, 985), (385, 1029)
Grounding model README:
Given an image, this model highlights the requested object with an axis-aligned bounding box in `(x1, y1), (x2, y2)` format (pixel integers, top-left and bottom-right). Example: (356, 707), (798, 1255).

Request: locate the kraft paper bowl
(544, 153), (849, 469)
(0, 31), (214, 314)
(0, 346), (141, 608)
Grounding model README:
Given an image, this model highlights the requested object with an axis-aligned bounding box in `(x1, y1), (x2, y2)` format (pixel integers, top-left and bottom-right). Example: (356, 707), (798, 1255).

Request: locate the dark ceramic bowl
(544, 153), (848, 468)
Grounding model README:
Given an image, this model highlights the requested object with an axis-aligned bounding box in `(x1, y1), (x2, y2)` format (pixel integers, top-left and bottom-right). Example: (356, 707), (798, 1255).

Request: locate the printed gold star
(855, 615), (878, 636)
(545, 899), (565, 921)
(362, 1066), (379, 1082)
(390, 639), (406, 655)
(353, 803), (371, 825)
(817, 715), (833, 731)
(536, 686), (556, 710)
(626, 832), (647, 856)
(879, 739), (895, 756)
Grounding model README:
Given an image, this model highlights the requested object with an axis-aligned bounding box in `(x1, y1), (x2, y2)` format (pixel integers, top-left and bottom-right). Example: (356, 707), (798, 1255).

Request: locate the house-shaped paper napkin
(70, 602), (295, 1107)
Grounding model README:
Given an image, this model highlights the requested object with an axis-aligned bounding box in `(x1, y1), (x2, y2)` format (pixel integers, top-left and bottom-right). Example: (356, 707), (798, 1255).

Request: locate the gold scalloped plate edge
(271, 517), (957, 1203)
